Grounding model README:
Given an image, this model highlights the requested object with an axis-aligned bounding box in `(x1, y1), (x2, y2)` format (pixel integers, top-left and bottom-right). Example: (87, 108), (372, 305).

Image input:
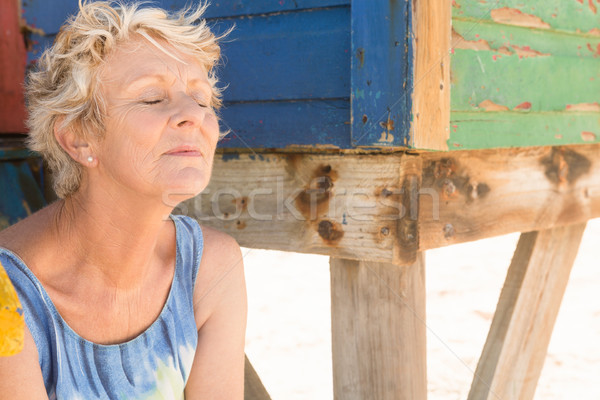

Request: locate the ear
(54, 117), (97, 167)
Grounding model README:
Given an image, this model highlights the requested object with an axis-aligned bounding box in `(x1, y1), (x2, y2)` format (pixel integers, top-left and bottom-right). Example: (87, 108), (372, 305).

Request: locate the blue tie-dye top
(1, 214), (203, 399)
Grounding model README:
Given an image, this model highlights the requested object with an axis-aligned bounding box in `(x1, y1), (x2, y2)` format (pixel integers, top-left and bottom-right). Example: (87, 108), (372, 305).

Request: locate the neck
(53, 182), (176, 291)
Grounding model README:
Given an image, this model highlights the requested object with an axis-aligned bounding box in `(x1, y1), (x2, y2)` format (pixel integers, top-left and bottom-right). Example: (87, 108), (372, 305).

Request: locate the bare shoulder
(198, 226), (243, 276)
(193, 225), (245, 326)
(0, 203), (57, 256)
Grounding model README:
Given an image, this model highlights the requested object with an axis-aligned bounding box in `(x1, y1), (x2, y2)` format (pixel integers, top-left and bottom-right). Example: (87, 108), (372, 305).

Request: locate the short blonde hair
(26, 0), (225, 198)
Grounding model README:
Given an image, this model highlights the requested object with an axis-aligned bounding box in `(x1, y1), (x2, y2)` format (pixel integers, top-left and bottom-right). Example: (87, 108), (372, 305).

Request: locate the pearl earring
(87, 156), (94, 163)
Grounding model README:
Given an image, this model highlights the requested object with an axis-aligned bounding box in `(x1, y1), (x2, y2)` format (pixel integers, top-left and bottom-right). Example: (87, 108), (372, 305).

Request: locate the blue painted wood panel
(213, 7), (350, 101)
(0, 159), (46, 228)
(217, 100), (350, 149)
(350, 0), (412, 148)
(22, 0), (206, 34)
(22, 0), (415, 151)
(204, 0), (350, 19)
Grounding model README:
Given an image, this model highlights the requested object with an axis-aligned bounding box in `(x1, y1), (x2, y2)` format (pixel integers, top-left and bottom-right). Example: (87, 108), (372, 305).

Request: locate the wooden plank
(204, 0), (350, 19)
(451, 50), (600, 113)
(23, 0), (347, 34)
(183, 143), (600, 262)
(1, 0), (27, 134)
(350, 0), (412, 148)
(182, 153), (406, 263)
(214, 7), (350, 102)
(0, 160), (46, 229)
(25, 6), (352, 103)
(449, 3), (600, 150)
(330, 254), (427, 400)
(467, 223), (587, 400)
(244, 354), (271, 400)
(449, 112), (600, 149)
(410, 0), (451, 150)
(452, 18), (600, 59)
(217, 100), (350, 150)
(419, 144), (600, 251)
(453, 0), (600, 34)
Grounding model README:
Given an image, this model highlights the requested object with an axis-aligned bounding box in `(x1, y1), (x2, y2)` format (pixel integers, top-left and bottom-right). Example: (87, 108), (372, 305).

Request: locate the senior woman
(0, 1), (246, 398)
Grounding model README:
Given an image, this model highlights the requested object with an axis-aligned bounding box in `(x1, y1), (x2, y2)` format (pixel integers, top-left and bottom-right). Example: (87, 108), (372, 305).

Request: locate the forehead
(101, 37), (208, 86)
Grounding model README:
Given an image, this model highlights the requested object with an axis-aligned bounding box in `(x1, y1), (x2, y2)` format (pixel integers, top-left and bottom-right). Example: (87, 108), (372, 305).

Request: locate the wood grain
(467, 223), (587, 400)
(183, 152), (405, 263)
(330, 254), (427, 400)
(411, 0), (452, 150)
(244, 354), (271, 400)
(449, 2), (600, 150)
(350, 0), (413, 148)
(0, 0), (27, 134)
(419, 144), (600, 251)
(183, 143), (600, 263)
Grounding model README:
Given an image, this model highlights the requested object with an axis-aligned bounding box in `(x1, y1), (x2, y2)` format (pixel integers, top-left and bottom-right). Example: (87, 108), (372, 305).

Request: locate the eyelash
(142, 99), (209, 108)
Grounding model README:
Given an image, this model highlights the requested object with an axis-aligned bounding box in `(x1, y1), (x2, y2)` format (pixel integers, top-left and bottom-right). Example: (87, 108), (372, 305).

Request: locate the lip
(164, 145), (203, 157)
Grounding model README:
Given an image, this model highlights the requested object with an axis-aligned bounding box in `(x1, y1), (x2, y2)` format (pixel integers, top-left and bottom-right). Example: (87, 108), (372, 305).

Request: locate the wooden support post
(330, 254), (427, 400)
(244, 354), (271, 400)
(468, 222), (587, 400)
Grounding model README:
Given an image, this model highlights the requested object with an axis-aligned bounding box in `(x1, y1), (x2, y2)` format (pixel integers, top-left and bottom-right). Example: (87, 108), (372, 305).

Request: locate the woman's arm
(0, 326), (49, 399)
(185, 228), (247, 400)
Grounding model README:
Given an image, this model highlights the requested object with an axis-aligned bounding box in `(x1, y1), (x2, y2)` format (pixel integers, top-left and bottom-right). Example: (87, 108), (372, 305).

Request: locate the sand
(243, 218), (600, 399)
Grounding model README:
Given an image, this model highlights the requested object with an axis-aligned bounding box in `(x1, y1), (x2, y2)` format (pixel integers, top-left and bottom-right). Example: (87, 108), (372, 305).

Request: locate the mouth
(165, 146), (203, 157)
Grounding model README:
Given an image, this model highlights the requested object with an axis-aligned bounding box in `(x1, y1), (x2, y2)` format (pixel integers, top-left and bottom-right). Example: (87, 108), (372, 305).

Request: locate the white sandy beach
(243, 218), (600, 400)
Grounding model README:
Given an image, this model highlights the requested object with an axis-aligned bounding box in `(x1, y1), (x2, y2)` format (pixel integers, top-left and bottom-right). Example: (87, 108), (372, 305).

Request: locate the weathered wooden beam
(183, 153), (409, 264)
(411, 0), (451, 150)
(244, 354), (271, 400)
(182, 143), (600, 262)
(467, 222), (587, 400)
(419, 144), (600, 250)
(330, 254), (427, 400)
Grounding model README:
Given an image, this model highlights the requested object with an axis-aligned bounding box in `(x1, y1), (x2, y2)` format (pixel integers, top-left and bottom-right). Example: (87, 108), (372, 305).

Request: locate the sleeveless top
(0, 214), (203, 400)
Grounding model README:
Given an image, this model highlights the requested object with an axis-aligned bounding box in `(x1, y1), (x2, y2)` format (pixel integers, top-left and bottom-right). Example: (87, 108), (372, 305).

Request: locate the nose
(168, 93), (205, 129)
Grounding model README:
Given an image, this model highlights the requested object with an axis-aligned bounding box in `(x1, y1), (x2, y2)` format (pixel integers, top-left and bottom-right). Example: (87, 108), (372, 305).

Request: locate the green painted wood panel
(451, 49), (600, 111)
(449, 112), (600, 149)
(453, 19), (600, 59)
(453, 0), (600, 34)
(449, 2), (600, 149)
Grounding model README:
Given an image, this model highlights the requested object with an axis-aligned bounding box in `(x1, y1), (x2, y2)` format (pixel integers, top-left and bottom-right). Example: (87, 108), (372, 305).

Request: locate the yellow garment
(0, 260), (24, 356)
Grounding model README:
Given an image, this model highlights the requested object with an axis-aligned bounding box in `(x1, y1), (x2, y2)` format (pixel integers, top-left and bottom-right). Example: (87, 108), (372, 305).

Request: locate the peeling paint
(514, 101), (532, 110)
(490, 7), (551, 29)
(511, 45), (550, 58)
(452, 28), (491, 51)
(478, 99), (509, 111)
(581, 131), (597, 141)
(378, 131), (395, 142)
(566, 102), (600, 111)
(587, 42), (600, 56)
(588, 0), (597, 14)
(356, 47), (365, 69)
(379, 118), (395, 131)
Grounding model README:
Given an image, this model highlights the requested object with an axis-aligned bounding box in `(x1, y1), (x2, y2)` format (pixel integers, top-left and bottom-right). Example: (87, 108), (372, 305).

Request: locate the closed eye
(143, 99), (163, 105)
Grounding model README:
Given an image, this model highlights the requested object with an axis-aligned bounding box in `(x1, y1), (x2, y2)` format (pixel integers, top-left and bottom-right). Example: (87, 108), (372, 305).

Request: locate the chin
(157, 169), (211, 205)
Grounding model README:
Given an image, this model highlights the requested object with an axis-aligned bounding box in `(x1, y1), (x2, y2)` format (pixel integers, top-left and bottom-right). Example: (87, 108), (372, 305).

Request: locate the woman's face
(94, 37), (219, 205)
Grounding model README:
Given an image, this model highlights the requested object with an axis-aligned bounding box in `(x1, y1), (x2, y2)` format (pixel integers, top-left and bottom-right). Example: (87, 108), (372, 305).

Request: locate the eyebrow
(124, 74), (168, 92)
(124, 74), (212, 94)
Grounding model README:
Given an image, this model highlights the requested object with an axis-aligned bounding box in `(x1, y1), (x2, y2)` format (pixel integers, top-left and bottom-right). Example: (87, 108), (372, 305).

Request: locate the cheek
(204, 114), (221, 146)
(107, 111), (165, 159)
